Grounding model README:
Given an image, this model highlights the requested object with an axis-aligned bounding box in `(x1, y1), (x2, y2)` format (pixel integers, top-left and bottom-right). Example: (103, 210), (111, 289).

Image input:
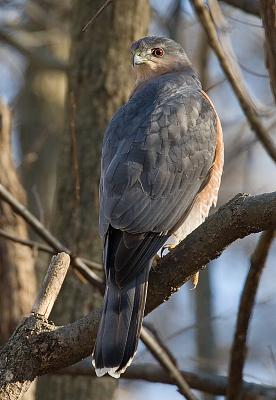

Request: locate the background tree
(37, 1), (150, 399)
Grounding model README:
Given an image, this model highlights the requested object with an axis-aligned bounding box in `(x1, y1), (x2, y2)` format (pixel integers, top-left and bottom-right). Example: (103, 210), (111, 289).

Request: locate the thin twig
(32, 253), (70, 318)
(82, 0), (114, 32)
(227, 230), (275, 399)
(141, 327), (199, 400)
(0, 183), (103, 289)
(0, 229), (102, 271)
(191, 0), (276, 163)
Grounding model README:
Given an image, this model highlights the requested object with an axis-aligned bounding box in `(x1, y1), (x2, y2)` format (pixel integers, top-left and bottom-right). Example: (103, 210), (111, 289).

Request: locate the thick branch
(58, 361), (276, 399)
(227, 230), (274, 399)
(191, 0), (276, 163)
(0, 192), (275, 397)
(146, 192), (276, 313)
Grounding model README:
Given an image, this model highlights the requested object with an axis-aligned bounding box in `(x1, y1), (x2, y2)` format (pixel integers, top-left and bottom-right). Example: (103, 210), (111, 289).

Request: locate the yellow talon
(190, 272), (199, 289)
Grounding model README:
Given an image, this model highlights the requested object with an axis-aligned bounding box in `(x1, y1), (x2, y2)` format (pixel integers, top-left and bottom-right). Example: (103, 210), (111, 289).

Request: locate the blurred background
(0, 1), (275, 399)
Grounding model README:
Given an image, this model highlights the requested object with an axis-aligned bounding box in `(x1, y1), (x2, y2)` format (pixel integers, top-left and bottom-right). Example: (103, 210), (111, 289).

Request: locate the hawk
(93, 36), (224, 378)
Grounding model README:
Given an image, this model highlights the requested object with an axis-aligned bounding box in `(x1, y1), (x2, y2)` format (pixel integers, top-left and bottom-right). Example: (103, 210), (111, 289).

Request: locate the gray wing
(99, 85), (217, 238)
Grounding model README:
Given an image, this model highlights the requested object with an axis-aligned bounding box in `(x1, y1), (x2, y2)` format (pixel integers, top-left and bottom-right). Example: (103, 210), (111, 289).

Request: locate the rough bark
(0, 191), (276, 400)
(261, 0), (276, 104)
(0, 102), (37, 399)
(37, 1), (150, 399)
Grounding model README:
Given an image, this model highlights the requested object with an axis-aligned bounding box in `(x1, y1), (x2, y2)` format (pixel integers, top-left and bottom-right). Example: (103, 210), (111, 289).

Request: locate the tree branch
(0, 192), (275, 398)
(227, 230), (274, 399)
(141, 327), (198, 400)
(0, 228), (102, 271)
(58, 360), (276, 399)
(0, 183), (103, 289)
(191, 0), (276, 163)
(32, 253), (70, 318)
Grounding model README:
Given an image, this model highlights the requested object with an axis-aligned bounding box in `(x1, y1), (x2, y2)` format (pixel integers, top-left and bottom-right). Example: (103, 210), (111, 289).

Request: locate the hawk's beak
(133, 53), (146, 66)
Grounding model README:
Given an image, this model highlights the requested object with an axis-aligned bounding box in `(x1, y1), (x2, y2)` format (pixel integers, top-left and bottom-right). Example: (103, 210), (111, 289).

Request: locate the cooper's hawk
(93, 36), (224, 378)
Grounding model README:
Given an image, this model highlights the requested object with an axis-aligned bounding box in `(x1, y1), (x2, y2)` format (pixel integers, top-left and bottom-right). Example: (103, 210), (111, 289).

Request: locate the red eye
(151, 48), (164, 58)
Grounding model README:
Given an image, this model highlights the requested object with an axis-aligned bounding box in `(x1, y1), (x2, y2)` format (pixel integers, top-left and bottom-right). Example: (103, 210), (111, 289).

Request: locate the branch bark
(0, 192), (275, 399)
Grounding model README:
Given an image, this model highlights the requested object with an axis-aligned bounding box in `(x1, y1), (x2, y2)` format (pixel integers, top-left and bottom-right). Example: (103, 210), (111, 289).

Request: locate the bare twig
(32, 253), (70, 318)
(82, 0), (114, 32)
(141, 327), (198, 400)
(0, 183), (103, 289)
(58, 360), (276, 399)
(227, 230), (275, 399)
(191, 0), (276, 163)
(0, 229), (102, 271)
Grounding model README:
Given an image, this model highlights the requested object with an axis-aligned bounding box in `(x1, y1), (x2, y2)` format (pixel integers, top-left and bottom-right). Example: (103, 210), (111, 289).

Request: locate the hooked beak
(133, 53), (147, 66)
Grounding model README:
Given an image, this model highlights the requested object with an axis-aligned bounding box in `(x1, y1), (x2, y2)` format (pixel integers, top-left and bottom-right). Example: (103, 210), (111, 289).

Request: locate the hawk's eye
(151, 48), (164, 58)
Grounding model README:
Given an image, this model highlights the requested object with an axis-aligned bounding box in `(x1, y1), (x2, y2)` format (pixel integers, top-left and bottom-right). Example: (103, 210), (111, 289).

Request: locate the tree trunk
(37, 1), (150, 399)
(0, 101), (37, 400)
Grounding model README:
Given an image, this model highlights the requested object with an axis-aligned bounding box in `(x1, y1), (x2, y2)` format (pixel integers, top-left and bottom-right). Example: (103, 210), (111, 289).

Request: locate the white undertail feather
(92, 352), (136, 378)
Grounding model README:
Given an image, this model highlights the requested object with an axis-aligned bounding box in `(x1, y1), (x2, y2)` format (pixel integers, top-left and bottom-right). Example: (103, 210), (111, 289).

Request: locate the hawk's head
(130, 36), (191, 84)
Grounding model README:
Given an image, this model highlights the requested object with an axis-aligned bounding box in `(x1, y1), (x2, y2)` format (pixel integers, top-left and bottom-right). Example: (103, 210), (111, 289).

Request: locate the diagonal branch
(0, 228), (102, 271)
(141, 327), (198, 400)
(227, 230), (274, 399)
(191, 0), (276, 163)
(0, 183), (103, 289)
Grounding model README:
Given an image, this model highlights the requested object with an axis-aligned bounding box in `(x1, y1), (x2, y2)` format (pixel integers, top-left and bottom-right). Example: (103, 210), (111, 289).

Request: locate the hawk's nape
(92, 36), (223, 378)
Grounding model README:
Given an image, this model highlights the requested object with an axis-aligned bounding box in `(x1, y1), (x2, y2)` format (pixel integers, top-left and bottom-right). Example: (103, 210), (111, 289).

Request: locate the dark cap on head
(130, 36), (191, 65)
